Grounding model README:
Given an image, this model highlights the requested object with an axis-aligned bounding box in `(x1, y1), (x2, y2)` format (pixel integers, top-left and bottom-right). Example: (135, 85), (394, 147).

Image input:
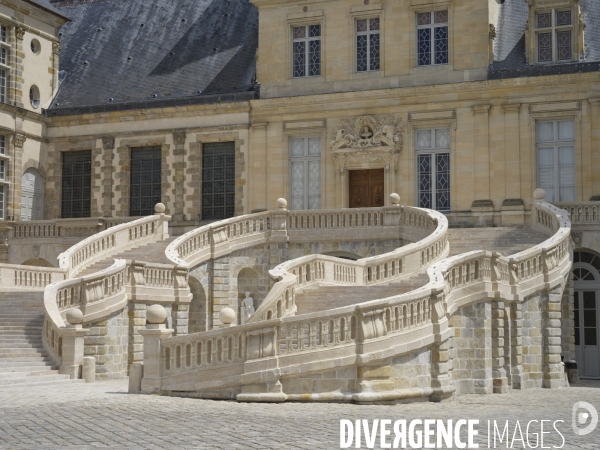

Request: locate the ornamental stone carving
(102, 137), (115, 150)
(15, 27), (25, 40)
(330, 115), (403, 173)
(52, 42), (61, 55)
(173, 130), (186, 146)
(571, 230), (583, 248)
(13, 133), (26, 148)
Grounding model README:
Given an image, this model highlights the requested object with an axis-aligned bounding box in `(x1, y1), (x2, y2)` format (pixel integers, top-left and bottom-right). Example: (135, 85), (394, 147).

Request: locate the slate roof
(26, 0), (70, 20)
(489, 0), (600, 79)
(46, 0), (258, 115)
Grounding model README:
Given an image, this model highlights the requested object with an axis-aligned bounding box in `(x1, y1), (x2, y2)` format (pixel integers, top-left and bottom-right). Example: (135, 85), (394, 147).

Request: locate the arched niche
(21, 168), (44, 221)
(188, 277), (208, 334)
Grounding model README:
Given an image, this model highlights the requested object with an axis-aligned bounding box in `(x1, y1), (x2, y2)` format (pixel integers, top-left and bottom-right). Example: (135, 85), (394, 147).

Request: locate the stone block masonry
(84, 307), (129, 380)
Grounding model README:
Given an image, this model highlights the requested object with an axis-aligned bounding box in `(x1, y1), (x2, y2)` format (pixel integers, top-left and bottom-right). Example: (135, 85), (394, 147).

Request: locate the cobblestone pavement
(0, 379), (598, 449)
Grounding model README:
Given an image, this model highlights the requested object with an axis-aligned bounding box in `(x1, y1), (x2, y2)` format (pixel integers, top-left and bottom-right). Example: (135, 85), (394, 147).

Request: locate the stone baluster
(492, 301), (508, 393)
(139, 305), (173, 394)
(59, 308), (89, 379)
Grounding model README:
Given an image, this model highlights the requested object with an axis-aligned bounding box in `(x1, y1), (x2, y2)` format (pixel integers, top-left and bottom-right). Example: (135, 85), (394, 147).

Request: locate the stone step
(0, 358), (55, 366)
(0, 349), (48, 357)
(0, 364), (58, 373)
(0, 369), (61, 379)
(0, 342), (44, 349)
(0, 327), (44, 333)
(0, 376), (83, 388)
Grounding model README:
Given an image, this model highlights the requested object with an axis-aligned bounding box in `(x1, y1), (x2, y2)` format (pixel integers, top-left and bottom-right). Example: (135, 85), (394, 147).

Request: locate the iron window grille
(289, 137), (321, 211)
(292, 24), (321, 78)
(416, 128), (451, 212)
(356, 18), (380, 72)
(536, 9), (572, 63)
(417, 10), (448, 66)
(61, 150), (91, 219)
(202, 142), (235, 220)
(130, 147), (162, 216)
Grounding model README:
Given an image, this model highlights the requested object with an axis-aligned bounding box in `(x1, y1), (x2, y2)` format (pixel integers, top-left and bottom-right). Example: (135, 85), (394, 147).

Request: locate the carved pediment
(330, 115), (403, 152)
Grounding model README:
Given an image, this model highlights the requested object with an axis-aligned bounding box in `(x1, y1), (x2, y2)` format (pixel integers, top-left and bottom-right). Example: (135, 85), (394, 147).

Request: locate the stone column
(510, 302), (525, 389)
(492, 301), (509, 393)
(139, 305), (173, 394)
(59, 308), (88, 379)
(430, 339), (455, 402)
(543, 285), (565, 389)
(101, 137), (115, 217)
(590, 99), (600, 196)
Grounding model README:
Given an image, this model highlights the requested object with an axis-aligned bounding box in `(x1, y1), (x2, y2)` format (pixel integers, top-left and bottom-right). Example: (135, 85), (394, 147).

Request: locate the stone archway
(22, 258), (53, 267)
(188, 277), (208, 333)
(21, 168), (44, 221)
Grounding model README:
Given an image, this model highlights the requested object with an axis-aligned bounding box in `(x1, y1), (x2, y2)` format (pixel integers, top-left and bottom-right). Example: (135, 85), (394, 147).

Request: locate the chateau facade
(0, 0), (598, 395)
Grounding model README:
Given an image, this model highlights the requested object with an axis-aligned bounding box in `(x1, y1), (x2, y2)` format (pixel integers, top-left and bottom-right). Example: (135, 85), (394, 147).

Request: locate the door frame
(337, 162), (396, 208)
(573, 261), (600, 379)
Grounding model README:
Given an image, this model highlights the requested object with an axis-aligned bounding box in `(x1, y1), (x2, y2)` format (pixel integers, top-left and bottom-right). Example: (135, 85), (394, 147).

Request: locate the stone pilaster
(172, 303), (189, 336)
(9, 133), (25, 221)
(127, 302), (146, 371)
(101, 137), (115, 217)
(510, 302), (525, 389)
(472, 105), (491, 201)
(172, 130), (186, 222)
(430, 339), (454, 402)
(543, 285), (565, 389)
(211, 257), (231, 328)
(492, 301), (508, 393)
(561, 274), (575, 362)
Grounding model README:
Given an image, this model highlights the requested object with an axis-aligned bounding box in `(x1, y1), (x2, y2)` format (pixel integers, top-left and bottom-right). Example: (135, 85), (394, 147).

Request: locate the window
(0, 185), (4, 220)
(417, 10), (448, 66)
(0, 159), (5, 180)
(536, 9), (572, 63)
(202, 142), (235, 220)
(0, 135), (5, 155)
(536, 120), (575, 202)
(0, 25), (8, 104)
(356, 18), (380, 72)
(29, 85), (40, 109)
(61, 151), (91, 219)
(416, 128), (450, 212)
(292, 24), (321, 78)
(290, 137), (321, 210)
(30, 39), (40, 54)
(130, 147), (161, 216)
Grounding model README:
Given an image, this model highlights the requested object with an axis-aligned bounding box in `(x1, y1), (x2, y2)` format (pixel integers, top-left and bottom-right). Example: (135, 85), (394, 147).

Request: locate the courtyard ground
(0, 379), (598, 449)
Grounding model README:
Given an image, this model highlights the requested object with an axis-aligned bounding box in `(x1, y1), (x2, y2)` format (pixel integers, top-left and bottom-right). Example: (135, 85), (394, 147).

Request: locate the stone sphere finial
(154, 203), (166, 214)
(533, 188), (546, 201)
(390, 193), (400, 206)
(219, 307), (236, 325)
(276, 198), (288, 210)
(65, 308), (83, 325)
(146, 304), (167, 324)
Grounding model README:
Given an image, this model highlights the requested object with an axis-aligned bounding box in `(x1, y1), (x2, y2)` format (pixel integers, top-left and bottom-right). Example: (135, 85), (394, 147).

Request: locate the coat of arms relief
(330, 115), (404, 173)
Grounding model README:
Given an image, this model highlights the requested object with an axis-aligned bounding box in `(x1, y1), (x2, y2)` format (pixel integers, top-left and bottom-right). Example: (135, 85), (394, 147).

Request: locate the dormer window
(536, 9), (572, 63)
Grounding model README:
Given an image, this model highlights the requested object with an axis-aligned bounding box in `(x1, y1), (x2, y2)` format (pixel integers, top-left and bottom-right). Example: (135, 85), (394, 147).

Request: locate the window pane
(308, 39), (320, 76)
(537, 12), (552, 28)
(557, 30), (572, 61)
(293, 41), (306, 78)
(558, 120), (574, 141)
(130, 147), (161, 216)
(435, 128), (450, 148)
(357, 19), (367, 33)
(309, 24), (320, 38)
(558, 146), (574, 166)
(434, 26), (448, 64)
(537, 33), (552, 62)
(308, 160), (321, 210)
(290, 161), (305, 210)
(369, 33), (380, 71)
(293, 26), (305, 39)
(356, 35), (368, 72)
(202, 142), (235, 220)
(418, 28), (431, 66)
(436, 153), (450, 212)
(584, 327), (597, 346)
(308, 138), (321, 156)
(417, 12), (431, 26)
(556, 10), (571, 26)
(418, 154), (432, 209)
(537, 121), (554, 142)
(290, 138), (305, 157)
(434, 10), (448, 24)
(369, 18), (380, 31)
(416, 130), (432, 149)
(62, 151), (92, 219)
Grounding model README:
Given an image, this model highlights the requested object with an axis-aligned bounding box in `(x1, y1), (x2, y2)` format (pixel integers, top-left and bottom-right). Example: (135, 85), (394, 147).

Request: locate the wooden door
(349, 169), (384, 208)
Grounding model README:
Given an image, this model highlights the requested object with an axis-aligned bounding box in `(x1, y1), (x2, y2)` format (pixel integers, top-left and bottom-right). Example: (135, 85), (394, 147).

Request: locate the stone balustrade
(0, 264), (65, 291)
(147, 197), (572, 401)
(554, 202), (600, 224)
(9, 217), (138, 240)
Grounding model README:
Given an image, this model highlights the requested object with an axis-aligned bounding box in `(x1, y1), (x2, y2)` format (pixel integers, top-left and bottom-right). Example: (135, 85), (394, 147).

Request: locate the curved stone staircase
(0, 292), (82, 388)
(446, 227), (549, 257)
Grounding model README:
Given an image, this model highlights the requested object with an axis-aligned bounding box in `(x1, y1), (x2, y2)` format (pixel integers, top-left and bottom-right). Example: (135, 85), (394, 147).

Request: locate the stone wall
(188, 238), (402, 329)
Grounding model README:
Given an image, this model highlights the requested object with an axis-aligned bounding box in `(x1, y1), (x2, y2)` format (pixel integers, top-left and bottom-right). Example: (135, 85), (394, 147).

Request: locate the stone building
(0, 0), (597, 395)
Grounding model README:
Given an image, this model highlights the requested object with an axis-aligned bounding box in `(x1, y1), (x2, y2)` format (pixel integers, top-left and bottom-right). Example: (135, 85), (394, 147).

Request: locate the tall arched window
(573, 250), (600, 379)
(21, 168), (44, 221)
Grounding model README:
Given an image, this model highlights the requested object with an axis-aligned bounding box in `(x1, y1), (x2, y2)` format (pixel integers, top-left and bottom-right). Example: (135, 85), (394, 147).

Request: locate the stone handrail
(0, 263), (65, 291)
(553, 201), (600, 225)
(59, 211), (170, 277)
(9, 216), (139, 239)
(42, 259), (129, 377)
(248, 205), (448, 323)
(151, 199), (572, 400)
(127, 260), (190, 303)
